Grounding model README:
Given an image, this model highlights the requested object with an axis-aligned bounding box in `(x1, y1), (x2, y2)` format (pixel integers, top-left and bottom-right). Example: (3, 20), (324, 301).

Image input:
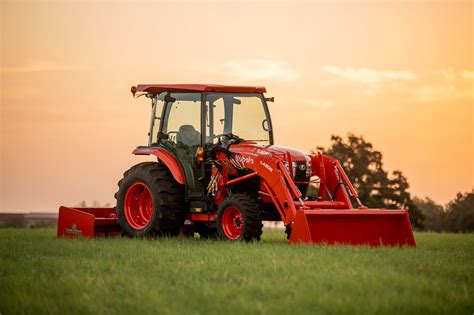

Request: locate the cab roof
(131, 84), (266, 95)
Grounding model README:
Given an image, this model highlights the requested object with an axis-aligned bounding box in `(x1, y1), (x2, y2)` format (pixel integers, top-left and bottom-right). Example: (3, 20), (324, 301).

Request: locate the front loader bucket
(289, 209), (416, 247)
(57, 206), (121, 238)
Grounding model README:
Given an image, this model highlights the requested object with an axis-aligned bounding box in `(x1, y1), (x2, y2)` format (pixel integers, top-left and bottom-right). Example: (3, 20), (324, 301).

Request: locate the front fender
(133, 147), (186, 185)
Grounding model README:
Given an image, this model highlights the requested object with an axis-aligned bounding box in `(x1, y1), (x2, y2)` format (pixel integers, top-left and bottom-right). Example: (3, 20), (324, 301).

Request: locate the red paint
(227, 142), (415, 246)
(289, 209), (416, 247)
(124, 182), (153, 230)
(132, 84), (266, 94)
(133, 147), (186, 185)
(228, 144), (301, 224)
(261, 182), (286, 221)
(189, 213), (217, 221)
(292, 201), (347, 209)
(333, 160), (359, 201)
(221, 206), (244, 240)
(225, 172), (258, 186)
(57, 206), (120, 238)
(311, 154), (352, 208)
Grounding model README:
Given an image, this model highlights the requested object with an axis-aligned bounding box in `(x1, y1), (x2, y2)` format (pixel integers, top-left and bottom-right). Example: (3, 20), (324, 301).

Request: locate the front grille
(294, 162), (307, 181)
(283, 161), (307, 181)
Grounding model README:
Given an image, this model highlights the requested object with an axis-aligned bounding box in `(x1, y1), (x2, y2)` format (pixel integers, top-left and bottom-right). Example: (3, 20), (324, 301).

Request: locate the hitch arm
(333, 160), (365, 208)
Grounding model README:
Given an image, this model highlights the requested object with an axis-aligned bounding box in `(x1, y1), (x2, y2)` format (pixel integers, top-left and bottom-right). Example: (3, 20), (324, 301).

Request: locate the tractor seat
(176, 125), (201, 147)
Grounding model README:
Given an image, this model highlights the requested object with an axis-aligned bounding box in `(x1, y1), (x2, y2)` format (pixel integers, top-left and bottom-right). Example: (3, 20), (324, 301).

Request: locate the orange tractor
(58, 84), (416, 246)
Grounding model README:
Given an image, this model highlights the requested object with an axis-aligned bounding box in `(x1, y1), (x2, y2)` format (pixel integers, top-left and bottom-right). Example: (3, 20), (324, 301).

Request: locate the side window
(150, 95), (165, 145)
(160, 93), (202, 197)
(163, 93), (201, 146)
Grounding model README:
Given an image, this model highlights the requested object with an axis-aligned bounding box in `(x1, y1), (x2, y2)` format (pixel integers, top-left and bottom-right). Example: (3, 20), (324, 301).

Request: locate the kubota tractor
(57, 84), (416, 246)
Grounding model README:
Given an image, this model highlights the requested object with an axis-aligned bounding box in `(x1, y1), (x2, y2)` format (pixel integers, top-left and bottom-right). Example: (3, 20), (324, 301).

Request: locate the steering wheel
(166, 131), (179, 142)
(212, 133), (242, 142)
(211, 133), (242, 148)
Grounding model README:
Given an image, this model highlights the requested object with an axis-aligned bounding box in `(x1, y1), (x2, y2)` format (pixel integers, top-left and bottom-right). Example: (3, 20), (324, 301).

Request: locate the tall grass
(0, 229), (473, 314)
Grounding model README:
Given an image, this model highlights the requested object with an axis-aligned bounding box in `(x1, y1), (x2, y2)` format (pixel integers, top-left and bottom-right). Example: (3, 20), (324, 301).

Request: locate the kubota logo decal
(65, 223), (82, 235)
(236, 155), (254, 165)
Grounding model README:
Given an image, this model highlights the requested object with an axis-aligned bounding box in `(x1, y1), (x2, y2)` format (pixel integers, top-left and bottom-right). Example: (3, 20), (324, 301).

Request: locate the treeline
(414, 191), (474, 233)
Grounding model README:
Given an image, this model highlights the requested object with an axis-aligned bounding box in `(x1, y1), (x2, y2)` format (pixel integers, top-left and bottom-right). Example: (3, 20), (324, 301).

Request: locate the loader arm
(229, 144), (356, 200)
(226, 145), (357, 225)
(224, 150), (300, 225)
(226, 144), (416, 247)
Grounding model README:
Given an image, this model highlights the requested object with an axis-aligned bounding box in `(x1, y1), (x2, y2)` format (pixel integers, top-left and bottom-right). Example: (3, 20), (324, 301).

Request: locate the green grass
(0, 229), (473, 315)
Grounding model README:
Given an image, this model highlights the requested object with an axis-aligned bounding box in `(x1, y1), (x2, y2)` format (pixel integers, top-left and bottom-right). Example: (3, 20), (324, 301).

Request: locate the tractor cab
(136, 85), (273, 199)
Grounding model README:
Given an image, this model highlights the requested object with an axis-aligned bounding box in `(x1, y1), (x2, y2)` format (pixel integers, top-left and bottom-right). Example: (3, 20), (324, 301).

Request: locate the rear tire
(217, 193), (263, 242)
(115, 162), (185, 237)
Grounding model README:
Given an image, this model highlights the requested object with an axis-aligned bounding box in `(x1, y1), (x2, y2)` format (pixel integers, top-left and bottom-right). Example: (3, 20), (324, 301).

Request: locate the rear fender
(133, 147), (186, 185)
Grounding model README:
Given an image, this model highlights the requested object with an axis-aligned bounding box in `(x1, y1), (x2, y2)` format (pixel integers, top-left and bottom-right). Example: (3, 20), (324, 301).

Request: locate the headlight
(305, 155), (312, 178)
(283, 161), (297, 174)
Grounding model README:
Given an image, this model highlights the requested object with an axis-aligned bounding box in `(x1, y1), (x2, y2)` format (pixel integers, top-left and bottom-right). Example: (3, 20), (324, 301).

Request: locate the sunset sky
(1, 0), (473, 212)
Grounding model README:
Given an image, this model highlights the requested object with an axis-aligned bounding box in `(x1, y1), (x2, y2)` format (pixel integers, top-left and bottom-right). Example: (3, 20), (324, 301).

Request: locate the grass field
(0, 229), (473, 315)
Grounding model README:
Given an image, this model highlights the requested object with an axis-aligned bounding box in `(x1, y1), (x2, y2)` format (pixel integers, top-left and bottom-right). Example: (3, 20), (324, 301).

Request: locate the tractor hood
(229, 142), (309, 163)
(265, 145), (308, 162)
(229, 142), (311, 180)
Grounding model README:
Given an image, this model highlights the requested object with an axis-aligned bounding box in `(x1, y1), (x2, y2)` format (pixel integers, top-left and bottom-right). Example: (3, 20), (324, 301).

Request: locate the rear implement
(57, 207), (120, 238)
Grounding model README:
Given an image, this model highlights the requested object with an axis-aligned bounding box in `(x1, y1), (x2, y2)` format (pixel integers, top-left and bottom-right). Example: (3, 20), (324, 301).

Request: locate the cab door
(158, 93), (203, 198)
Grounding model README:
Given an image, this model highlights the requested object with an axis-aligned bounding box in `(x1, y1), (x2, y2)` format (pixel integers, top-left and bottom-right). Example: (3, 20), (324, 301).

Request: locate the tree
(414, 192), (474, 233)
(413, 197), (446, 232)
(445, 191), (474, 233)
(316, 134), (424, 228)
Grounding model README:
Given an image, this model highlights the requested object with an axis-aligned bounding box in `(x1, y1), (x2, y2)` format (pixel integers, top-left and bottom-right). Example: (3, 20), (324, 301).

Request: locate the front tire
(115, 162), (185, 237)
(217, 193), (263, 242)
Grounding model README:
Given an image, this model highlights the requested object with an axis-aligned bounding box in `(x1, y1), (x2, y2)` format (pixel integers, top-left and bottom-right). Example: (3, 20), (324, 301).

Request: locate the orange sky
(1, 1), (473, 212)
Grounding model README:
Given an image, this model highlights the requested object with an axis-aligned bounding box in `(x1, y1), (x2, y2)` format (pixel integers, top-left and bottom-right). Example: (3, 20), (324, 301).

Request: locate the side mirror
(265, 97), (274, 102)
(157, 132), (169, 140)
(164, 95), (176, 103)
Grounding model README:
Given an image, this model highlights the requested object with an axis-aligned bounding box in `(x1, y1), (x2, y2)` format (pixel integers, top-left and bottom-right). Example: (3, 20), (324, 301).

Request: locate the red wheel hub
(124, 182), (153, 230)
(221, 206), (244, 240)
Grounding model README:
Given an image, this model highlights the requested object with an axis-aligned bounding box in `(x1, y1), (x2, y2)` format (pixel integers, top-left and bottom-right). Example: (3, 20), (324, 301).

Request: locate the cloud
(1, 62), (80, 73)
(321, 65), (416, 84)
(217, 59), (300, 82)
(441, 68), (457, 81)
(441, 68), (474, 81)
(426, 69), (474, 101)
(304, 99), (333, 109)
(414, 85), (473, 102)
(461, 70), (474, 80)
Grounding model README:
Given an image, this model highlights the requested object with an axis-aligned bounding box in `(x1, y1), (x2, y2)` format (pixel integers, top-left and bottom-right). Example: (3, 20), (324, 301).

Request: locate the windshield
(205, 93), (271, 145)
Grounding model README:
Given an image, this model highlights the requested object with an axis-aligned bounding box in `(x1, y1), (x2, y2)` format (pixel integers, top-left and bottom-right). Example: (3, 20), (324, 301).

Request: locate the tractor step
(289, 209), (416, 247)
(57, 206), (121, 238)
